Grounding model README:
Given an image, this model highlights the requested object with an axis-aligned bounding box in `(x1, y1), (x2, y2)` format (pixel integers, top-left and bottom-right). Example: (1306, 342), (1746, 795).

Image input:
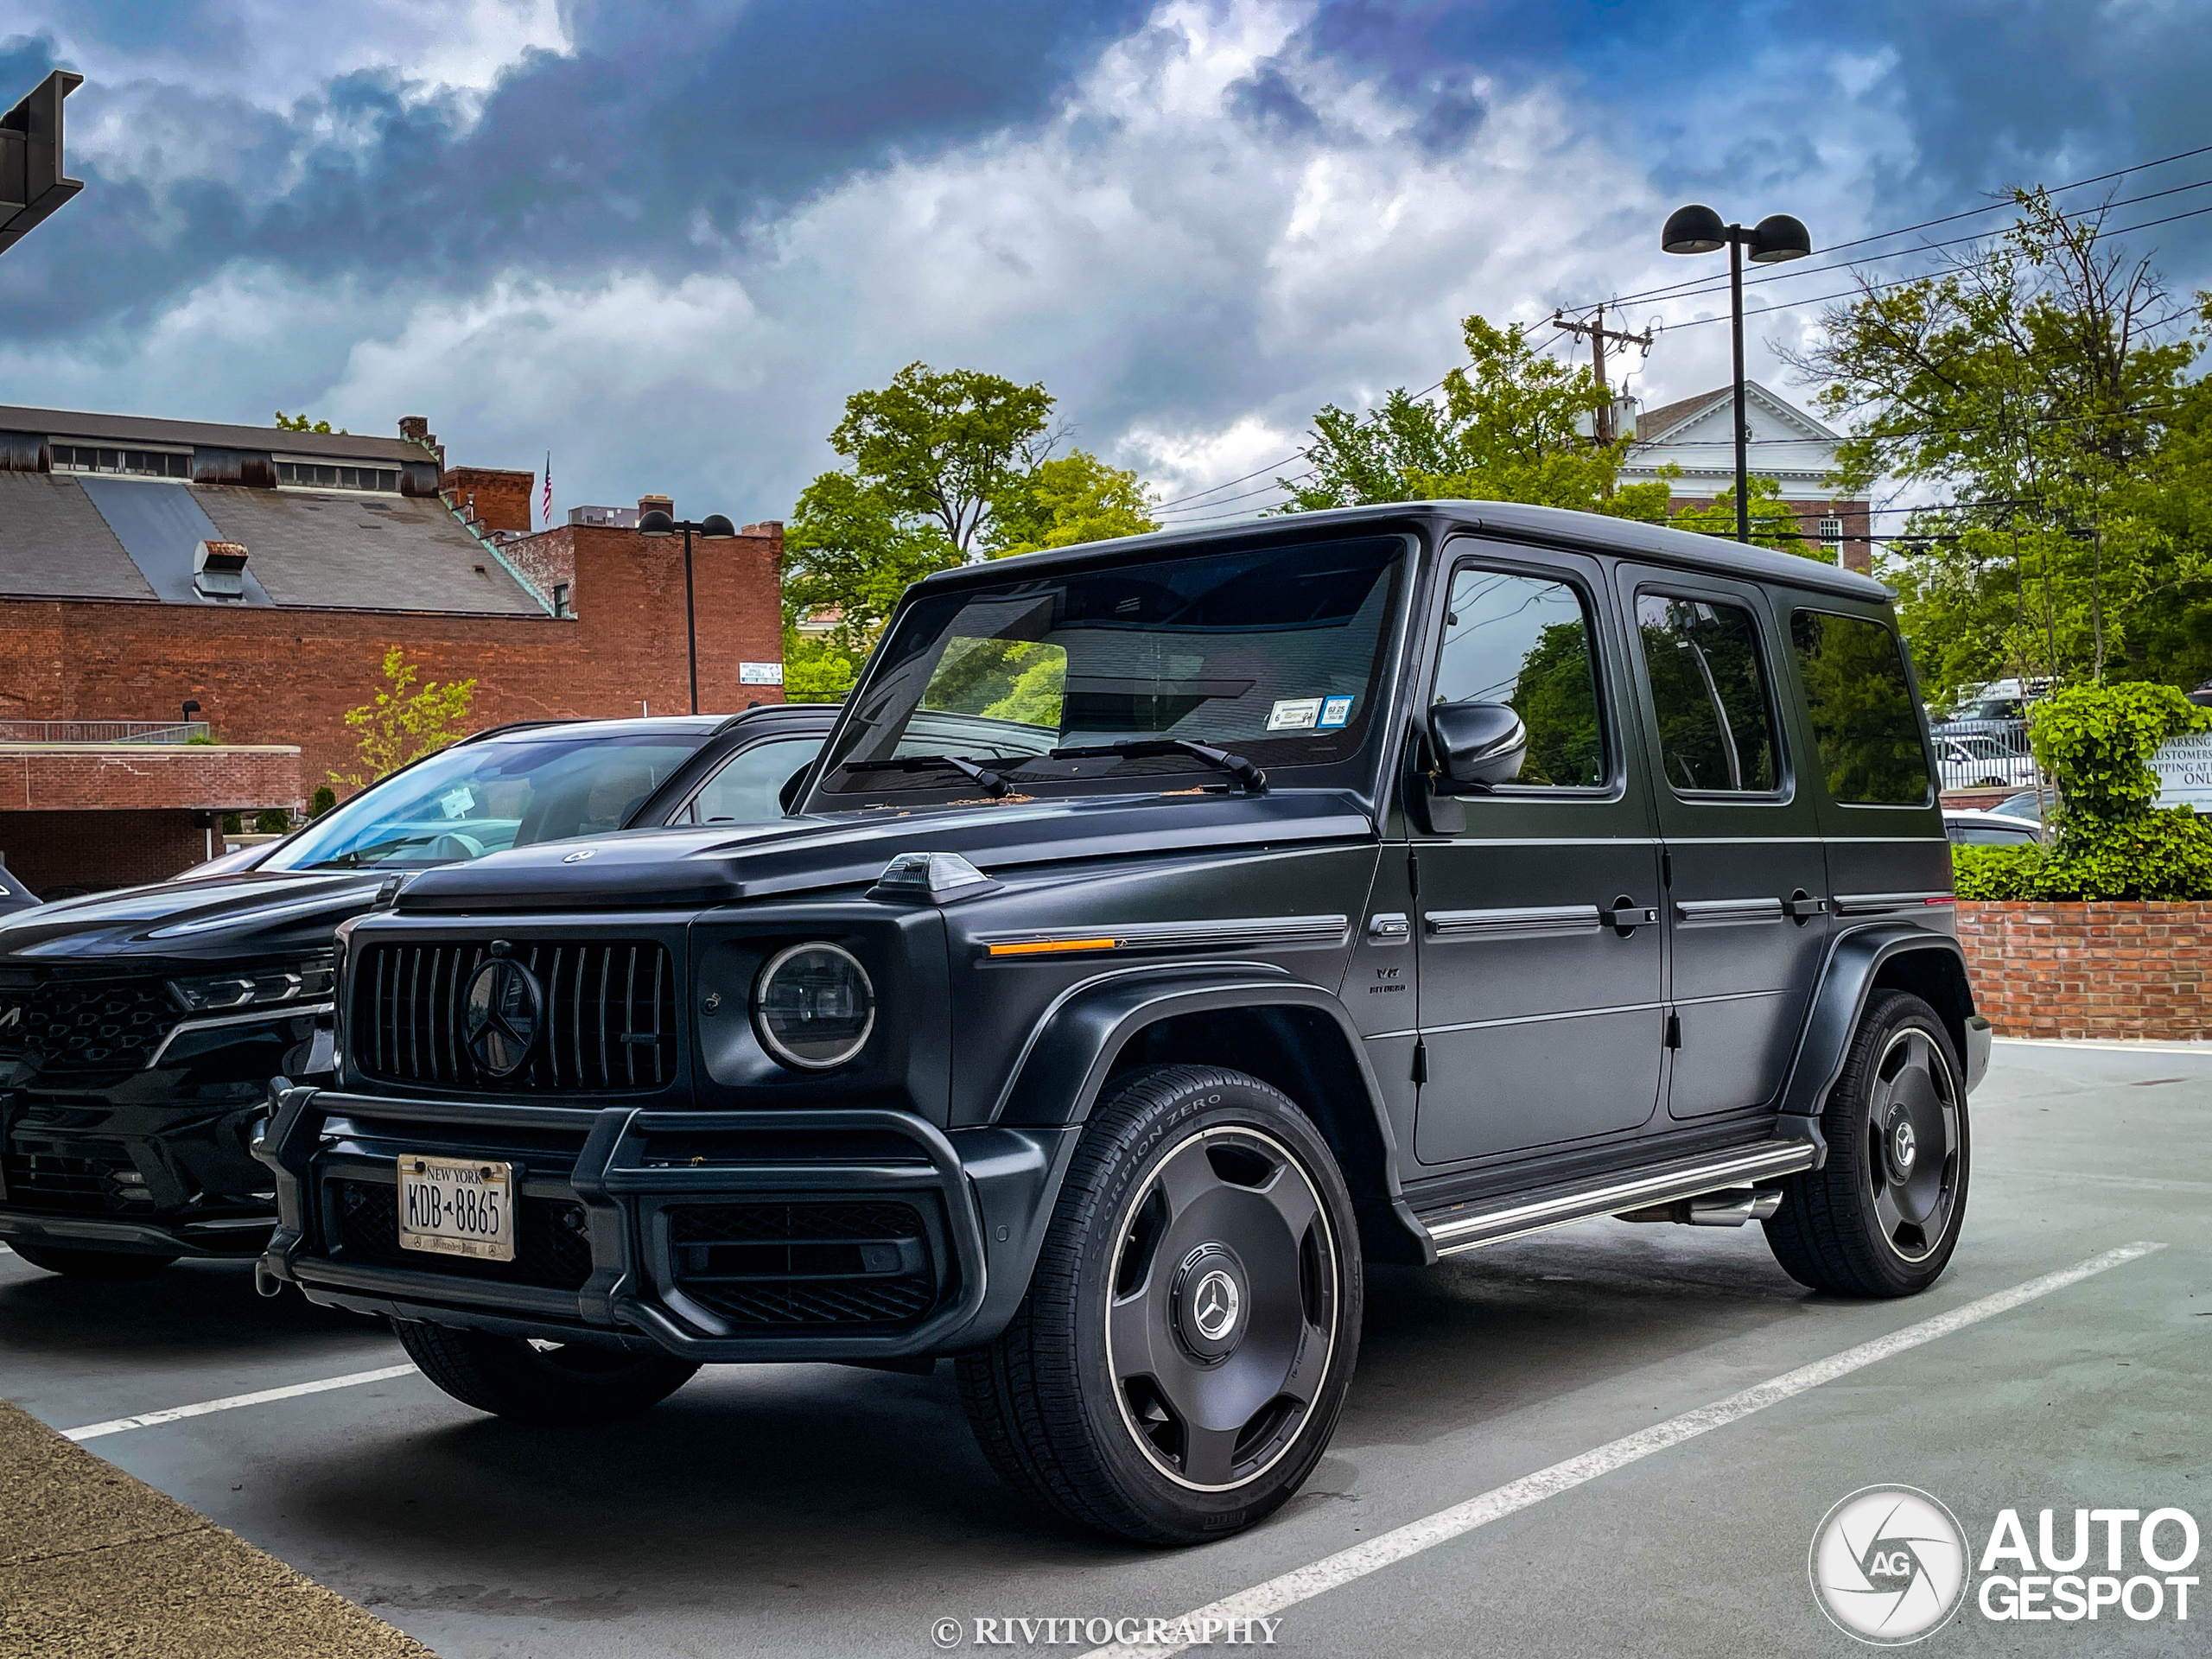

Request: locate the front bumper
(0, 1096), (276, 1258)
(255, 1087), (1079, 1362)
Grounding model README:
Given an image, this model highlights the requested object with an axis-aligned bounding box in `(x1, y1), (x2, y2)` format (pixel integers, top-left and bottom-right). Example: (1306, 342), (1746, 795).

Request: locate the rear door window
(1634, 593), (1780, 794)
(1789, 610), (1932, 806)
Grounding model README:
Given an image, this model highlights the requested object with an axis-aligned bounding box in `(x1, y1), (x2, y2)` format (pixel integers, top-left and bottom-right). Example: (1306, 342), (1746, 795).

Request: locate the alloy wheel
(1866, 1027), (1961, 1262)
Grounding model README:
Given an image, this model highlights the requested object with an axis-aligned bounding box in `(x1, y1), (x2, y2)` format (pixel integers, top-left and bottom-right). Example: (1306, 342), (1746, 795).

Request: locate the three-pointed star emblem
(463, 957), (543, 1077)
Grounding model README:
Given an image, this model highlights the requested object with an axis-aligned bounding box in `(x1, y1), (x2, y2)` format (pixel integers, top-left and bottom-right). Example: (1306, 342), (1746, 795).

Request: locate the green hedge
(1954, 809), (2212, 900)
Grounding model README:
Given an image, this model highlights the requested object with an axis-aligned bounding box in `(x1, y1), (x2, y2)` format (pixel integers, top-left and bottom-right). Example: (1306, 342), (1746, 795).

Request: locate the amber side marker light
(984, 937), (1120, 957)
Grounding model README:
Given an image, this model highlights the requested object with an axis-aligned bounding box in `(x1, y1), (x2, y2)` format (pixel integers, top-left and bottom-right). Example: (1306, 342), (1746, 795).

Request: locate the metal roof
(0, 403), (428, 464)
(920, 499), (1892, 601)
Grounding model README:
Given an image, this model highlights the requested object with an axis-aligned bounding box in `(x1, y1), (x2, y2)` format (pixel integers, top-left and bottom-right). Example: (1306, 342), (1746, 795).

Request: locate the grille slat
(668, 1201), (939, 1331)
(352, 939), (676, 1095)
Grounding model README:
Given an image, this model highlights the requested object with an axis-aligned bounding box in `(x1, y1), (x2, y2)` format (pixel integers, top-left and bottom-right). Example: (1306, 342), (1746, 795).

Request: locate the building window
(1819, 516), (1844, 559)
(51, 444), (189, 479)
(551, 582), (572, 618)
(276, 461), (401, 493)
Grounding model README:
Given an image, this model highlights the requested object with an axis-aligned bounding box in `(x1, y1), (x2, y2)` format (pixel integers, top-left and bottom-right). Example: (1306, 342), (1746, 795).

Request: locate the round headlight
(753, 942), (876, 1071)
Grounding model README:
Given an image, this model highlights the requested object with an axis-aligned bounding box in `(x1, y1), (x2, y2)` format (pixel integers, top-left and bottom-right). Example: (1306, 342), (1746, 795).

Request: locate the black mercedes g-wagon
(257, 502), (1989, 1544)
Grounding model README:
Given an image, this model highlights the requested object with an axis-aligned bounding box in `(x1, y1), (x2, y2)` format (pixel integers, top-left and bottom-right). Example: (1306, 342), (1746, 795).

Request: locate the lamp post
(1660, 205), (1811, 543)
(636, 509), (737, 715)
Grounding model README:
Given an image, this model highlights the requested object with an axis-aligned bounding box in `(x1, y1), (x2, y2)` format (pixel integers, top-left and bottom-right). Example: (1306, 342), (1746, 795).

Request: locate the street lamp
(636, 509), (737, 715)
(1661, 205), (1811, 543)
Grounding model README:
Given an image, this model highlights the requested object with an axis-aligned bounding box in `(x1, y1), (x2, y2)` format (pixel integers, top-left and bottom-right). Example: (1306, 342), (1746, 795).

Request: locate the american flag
(541, 454), (552, 526)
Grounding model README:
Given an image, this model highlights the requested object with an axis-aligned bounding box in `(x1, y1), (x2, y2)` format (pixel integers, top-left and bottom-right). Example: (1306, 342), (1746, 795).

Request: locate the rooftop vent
(193, 539), (249, 601)
(569, 504), (638, 529)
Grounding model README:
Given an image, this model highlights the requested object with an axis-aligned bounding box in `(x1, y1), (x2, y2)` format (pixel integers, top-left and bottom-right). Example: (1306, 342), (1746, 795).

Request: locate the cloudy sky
(3, 0), (2209, 530)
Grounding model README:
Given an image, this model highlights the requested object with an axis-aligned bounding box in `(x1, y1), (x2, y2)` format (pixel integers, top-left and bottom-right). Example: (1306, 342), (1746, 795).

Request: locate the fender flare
(988, 963), (1432, 1261)
(1777, 924), (1980, 1122)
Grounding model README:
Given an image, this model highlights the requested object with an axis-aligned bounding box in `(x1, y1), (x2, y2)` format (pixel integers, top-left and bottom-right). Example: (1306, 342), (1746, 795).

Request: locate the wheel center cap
(1172, 1245), (1246, 1360)
(1891, 1117), (1917, 1178)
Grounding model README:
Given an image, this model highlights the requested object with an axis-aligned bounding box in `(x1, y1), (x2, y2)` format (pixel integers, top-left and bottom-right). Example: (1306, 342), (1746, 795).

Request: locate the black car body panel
(0, 705), (836, 1261)
(255, 502), (1986, 1356)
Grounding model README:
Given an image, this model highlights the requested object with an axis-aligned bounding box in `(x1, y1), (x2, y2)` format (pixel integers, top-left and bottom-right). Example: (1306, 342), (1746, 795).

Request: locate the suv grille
(329, 1179), (594, 1291)
(352, 940), (677, 1094)
(0, 977), (175, 1075)
(1, 1138), (148, 1214)
(668, 1200), (938, 1328)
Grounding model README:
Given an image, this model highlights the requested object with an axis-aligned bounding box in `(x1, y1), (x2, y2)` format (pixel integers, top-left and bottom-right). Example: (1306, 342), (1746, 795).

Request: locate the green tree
(988, 451), (1157, 556)
(1281, 315), (1676, 522)
(274, 410), (348, 435)
(1784, 188), (2209, 699)
(785, 363), (1156, 655)
(330, 647), (476, 791)
(1668, 475), (1819, 555)
(309, 785), (337, 817)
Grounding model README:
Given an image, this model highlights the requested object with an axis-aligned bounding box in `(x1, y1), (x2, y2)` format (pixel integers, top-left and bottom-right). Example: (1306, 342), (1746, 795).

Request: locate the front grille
(351, 939), (677, 1094)
(329, 1179), (594, 1291)
(1, 1138), (145, 1214)
(668, 1200), (938, 1328)
(0, 977), (175, 1074)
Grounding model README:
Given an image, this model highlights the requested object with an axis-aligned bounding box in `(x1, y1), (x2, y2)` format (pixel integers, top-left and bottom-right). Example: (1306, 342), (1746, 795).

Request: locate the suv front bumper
(254, 1087), (1078, 1362)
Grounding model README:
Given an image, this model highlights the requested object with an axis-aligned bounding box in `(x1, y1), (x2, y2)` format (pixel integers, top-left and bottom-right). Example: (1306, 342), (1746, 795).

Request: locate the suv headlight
(168, 961), (336, 1014)
(753, 942), (875, 1071)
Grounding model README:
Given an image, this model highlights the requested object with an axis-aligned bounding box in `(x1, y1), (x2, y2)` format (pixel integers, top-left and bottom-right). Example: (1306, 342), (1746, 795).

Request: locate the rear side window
(1790, 610), (1932, 805)
(1433, 567), (1605, 788)
(1635, 593), (1779, 793)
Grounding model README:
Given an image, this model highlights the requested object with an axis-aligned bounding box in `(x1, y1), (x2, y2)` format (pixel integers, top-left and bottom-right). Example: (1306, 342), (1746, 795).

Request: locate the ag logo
(463, 955), (543, 1077)
(1811, 1486), (1971, 1645)
(562, 848), (596, 862)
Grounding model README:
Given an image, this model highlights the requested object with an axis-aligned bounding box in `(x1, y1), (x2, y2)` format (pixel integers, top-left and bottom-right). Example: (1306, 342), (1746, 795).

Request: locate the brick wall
(0, 745), (301, 810)
(443, 467), (535, 534)
(0, 523), (785, 793)
(1, 810), (210, 897)
(1956, 900), (2210, 1040)
(1667, 495), (1872, 575)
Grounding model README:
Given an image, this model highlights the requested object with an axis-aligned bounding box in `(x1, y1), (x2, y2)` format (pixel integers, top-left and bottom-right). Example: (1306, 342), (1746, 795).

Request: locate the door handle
(1599, 903), (1659, 931)
(1784, 894), (1828, 920)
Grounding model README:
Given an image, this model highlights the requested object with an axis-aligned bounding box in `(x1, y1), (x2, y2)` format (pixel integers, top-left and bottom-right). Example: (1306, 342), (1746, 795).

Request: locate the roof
(1632, 386), (1726, 442)
(0, 472), (545, 613)
(0, 404), (428, 465)
(471, 705), (838, 744)
(919, 499), (1891, 602)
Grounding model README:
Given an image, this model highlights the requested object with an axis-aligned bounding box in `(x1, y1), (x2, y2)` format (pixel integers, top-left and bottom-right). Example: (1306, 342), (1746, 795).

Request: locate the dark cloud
(1225, 64), (1323, 138)
(0, 1), (1155, 340)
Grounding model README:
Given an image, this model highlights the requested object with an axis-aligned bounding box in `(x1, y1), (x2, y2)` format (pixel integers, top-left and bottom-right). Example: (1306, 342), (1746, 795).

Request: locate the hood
(0, 868), (385, 968)
(395, 790), (1377, 912)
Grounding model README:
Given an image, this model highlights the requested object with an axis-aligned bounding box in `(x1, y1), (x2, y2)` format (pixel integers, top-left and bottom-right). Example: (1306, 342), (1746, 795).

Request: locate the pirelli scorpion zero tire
(392, 1320), (699, 1427)
(1764, 989), (1971, 1298)
(957, 1065), (1363, 1544)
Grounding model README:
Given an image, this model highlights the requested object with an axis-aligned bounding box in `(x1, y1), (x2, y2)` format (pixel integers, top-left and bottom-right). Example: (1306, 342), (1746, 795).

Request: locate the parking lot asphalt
(3, 1039), (2205, 1659)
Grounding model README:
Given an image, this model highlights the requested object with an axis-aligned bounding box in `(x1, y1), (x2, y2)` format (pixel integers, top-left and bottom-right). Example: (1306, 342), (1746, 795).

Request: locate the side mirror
(777, 766), (810, 815)
(1428, 701), (1528, 791)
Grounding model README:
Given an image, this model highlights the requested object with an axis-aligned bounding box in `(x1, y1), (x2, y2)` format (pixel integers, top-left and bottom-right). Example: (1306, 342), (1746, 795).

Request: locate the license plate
(397, 1154), (514, 1262)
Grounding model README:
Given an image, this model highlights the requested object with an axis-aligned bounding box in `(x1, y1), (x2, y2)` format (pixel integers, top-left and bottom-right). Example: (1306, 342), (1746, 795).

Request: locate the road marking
(1084, 1241), (2166, 1659)
(63, 1363), (419, 1442)
(1995, 1037), (2212, 1058)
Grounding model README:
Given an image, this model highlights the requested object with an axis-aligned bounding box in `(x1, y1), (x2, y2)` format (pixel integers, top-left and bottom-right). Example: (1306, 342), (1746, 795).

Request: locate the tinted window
(681, 737), (824, 824)
(1637, 594), (1779, 793)
(1790, 610), (1932, 805)
(1433, 568), (1604, 788)
(1948, 820), (2035, 845)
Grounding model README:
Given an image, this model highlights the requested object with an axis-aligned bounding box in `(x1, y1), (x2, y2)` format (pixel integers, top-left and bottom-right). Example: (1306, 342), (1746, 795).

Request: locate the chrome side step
(1418, 1140), (1817, 1256)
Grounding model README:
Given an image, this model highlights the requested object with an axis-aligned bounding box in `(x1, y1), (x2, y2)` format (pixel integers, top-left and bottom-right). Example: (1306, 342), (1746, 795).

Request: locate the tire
(392, 1319), (698, 1427)
(5, 1241), (179, 1279)
(957, 1064), (1363, 1544)
(1764, 989), (1970, 1297)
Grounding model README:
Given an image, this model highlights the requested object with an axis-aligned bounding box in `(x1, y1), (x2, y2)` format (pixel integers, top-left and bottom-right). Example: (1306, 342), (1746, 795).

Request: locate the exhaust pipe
(1615, 1187), (1783, 1228)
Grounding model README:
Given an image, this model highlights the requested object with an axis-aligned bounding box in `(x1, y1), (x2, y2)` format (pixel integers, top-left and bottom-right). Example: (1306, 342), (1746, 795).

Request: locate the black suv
(257, 504), (1990, 1544)
(0, 705), (832, 1276)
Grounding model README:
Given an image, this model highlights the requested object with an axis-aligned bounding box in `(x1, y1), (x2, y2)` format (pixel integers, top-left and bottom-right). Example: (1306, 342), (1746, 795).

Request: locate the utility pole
(1551, 305), (1653, 443)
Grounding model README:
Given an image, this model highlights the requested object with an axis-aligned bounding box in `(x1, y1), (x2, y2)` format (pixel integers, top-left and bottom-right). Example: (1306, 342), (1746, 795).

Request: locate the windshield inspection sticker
(438, 786), (475, 820)
(1267, 697), (1323, 731)
(1318, 695), (1355, 728)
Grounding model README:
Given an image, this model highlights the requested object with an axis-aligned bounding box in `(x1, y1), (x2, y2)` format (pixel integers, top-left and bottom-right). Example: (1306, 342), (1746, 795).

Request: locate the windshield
(264, 731), (708, 871)
(815, 534), (1407, 802)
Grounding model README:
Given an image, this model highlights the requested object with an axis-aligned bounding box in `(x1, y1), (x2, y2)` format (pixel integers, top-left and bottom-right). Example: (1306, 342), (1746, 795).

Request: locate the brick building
(1617, 381), (1872, 575)
(0, 404), (785, 894)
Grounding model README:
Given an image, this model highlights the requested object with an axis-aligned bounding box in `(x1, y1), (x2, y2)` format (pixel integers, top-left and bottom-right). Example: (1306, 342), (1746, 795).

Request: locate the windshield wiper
(842, 754), (1011, 798)
(1044, 738), (1268, 796)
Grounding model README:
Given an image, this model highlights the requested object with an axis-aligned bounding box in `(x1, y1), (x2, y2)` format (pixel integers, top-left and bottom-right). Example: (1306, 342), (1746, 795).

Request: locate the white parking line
(1084, 1240), (2166, 1659)
(1995, 1037), (2212, 1057)
(63, 1363), (419, 1442)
